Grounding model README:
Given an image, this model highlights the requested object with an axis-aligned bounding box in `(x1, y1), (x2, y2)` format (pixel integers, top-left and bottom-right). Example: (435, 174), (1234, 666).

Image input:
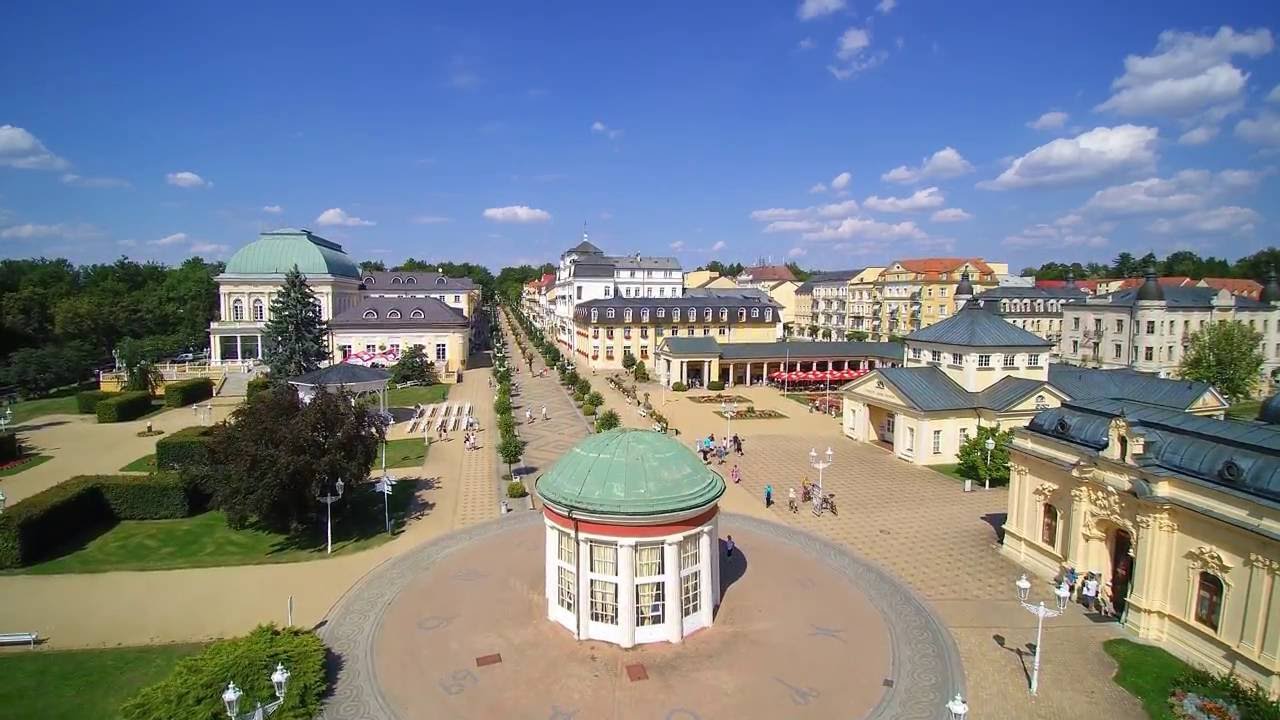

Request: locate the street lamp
(983, 436), (996, 490)
(317, 478), (345, 555)
(720, 401), (737, 440)
(221, 663), (291, 719)
(808, 446), (833, 508)
(0, 488), (6, 515)
(945, 694), (969, 719)
(0, 405), (12, 433)
(1015, 573), (1070, 696)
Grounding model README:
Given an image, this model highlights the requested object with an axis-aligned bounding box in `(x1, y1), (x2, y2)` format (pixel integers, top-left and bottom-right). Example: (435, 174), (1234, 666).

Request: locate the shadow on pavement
(717, 538), (748, 615)
(982, 512), (1007, 543)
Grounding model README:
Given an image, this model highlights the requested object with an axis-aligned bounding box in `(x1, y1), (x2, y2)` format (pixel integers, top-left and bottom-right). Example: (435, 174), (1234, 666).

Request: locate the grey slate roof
(568, 240), (603, 254)
(875, 367), (1048, 411)
(289, 363), (391, 386)
(609, 255), (682, 270)
(574, 291), (782, 324)
(718, 341), (903, 361)
(1046, 365), (1214, 411)
(683, 288), (770, 300)
(660, 337), (721, 355)
(905, 304), (1052, 347)
(975, 285), (1088, 301)
(331, 296), (469, 328)
(569, 262), (616, 279)
(796, 269), (863, 293)
(1027, 399), (1280, 503)
(1086, 285), (1269, 310)
(360, 271), (475, 291)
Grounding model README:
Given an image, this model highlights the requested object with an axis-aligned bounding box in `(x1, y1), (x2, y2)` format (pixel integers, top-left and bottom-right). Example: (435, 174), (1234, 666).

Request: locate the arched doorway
(1109, 529), (1134, 619)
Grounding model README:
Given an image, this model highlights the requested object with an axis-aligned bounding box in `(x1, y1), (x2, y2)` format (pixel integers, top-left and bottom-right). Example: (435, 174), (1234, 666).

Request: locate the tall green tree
(391, 344), (437, 385)
(1111, 252), (1139, 278)
(1179, 321), (1264, 402)
(262, 266), (329, 379)
(359, 260), (386, 273)
(956, 426), (1015, 487)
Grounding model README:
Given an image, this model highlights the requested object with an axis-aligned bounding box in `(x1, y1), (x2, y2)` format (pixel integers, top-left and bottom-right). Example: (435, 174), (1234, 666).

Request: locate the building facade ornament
(1187, 546), (1233, 576)
(1032, 481), (1059, 501)
(1069, 461), (1096, 481)
(1246, 552), (1280, 575)
(1135, 511), (1178, 534)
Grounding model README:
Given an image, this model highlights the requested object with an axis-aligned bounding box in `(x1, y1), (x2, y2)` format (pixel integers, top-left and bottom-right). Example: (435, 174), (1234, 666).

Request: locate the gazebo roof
(536, 429), (725, 517)
(288, 364), (391, 388)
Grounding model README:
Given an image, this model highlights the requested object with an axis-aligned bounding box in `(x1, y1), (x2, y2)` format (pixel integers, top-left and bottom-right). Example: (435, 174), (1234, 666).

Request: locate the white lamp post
(1015, 573), (1070, 696)
(721, 401), (737, 440)
(221, 663), (290, 719)
(0, 488), (6, 515)
(983, 436), (996, 490)
(808, 446), (833, 508)
(318, 478), (345, 555)
(945, 694), (969, 719)
(0, 405), (12, 433)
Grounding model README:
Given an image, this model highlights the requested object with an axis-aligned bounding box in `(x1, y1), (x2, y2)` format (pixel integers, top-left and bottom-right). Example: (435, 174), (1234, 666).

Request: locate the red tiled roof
(1200, 277), (1262, 298)
(537, 272), (556, 289)
(739, 265), (796, 282)
(1113, 276), (1194, 291)
(892, 257), (994, 278)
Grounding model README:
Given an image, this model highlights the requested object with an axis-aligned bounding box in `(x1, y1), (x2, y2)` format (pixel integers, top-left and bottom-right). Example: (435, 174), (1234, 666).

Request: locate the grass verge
(0, 454), (52, 477)
(119, 453), (157, 473)
(383, 437), (429, 469)
(1227, 398), (1263, 421)
(386, 384), (450, 408)
(1103, 638), (1188, 720)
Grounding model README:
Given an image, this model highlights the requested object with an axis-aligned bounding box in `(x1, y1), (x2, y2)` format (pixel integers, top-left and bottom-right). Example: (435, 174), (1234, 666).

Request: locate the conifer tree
(262, 266), (330, 379)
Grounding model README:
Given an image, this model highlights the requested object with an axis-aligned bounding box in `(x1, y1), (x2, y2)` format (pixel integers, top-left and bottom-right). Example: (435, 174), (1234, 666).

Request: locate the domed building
(536, 428), (725, 648)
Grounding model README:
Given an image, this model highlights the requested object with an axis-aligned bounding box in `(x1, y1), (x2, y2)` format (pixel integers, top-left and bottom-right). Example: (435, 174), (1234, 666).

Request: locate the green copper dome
(536, 429), (725, 516)
(223, 228), (360, 279)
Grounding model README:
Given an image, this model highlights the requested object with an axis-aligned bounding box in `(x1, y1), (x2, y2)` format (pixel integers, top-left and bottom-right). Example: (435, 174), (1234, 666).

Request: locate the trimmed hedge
(0, 473), (191, 568)
(707, 380), (725, 391)
(581, 402), (597, 416)
(246, 376), (271, 400)
(671, 382), (688, 392)
(0, 432), (18, 461)
(156, 426), (213, 470)
(96, 391), (154, 423)
(121, 624), (326, 720)
(76, 390), (119, 414)
(163, 377), (213, 407)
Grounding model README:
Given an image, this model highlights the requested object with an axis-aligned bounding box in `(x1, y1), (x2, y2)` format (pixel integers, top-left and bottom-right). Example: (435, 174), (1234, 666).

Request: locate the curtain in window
(636, 581), (665, 626)
(636, 544), (663, 577)
(590, 543), (617, 575)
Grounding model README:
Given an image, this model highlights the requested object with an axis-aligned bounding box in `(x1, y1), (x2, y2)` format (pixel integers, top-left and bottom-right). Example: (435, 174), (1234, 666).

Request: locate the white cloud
(316, 208), (376, 227)
(828, 26), (885, 80)
(1096, 27), (1273, 118)
(262, 205), (283, 214)
(797, 0), (844, 20)
(1004, 223), (1108, 249)
(711, 240), (727, 252)
(1027, 111), (1069, 131)
(190, 242), (229, 255)
(881, 147), (974, 184)
(864, 186), (945, 213)
(801, 217), (928, 242)
(411, 215), (451, 224)
(166, 171), (210, 188)
(798, 37), (816, 50)
(482, 205), (551, 223)
(1148, 206), (1260, 235)
(61, 173), (130, 188)
(808, 182), (827, 193)
(830, 171), (851, 191)
(765, 220), (824, 234)
(750, 207), (810, 222)
(980, 125), (1158, 190)
(0, 222), (101, 240)
(1079, 168), (1259, 218)
(0, 125), (68, 170)
(931, 208), (973, 222)
(1235, 112), (1280, 145)
(817, 199), (860, 216)
(1177, 125), (1219, 145)
(670, 240), (685, 250)
(151, 232), (188, 246)
(787, 246), (807, 258)
(875, 0), (896, 14)
(590, 120), (623, 140)
(836, 27), (870, 59)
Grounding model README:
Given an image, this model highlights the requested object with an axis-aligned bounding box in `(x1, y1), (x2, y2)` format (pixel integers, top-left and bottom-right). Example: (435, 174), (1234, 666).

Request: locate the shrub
(575, 378), (591, 396)
(76, 390), (119, 414)
(246, 376), (271, 400)
(156, 425), (214, 470)
(586, 391), (604, 407)
(707, 380), (725, 391)
(0, 473), (191, 568)
(96, 391), (153, 423)
(0, 432), (18, 461)
(506, 480), (529, 499)
(573, 391), (585, 404)
(671, 382), (687, 392)
(595, 409), (621, 433)
(163, 377), (214, 407)
(120, 624), (326, 720)
(633, 362), (650, 382)
(494, 396), (512, 416)
(581, 403), (597, 416)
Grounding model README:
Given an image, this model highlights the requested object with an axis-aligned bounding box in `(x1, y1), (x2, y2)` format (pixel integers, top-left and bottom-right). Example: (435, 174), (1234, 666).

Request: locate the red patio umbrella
(804, 370), (824, 382)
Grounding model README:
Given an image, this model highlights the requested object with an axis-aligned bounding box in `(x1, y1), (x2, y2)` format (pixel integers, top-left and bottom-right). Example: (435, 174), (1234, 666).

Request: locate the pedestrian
(526, 408), (534, 424)
(1081, 573), (1100, 611)
(764, 484), (774, 507)
(732, 434), (743, 456)
(541, 405), (548, 421)
(730, 465), (741, 484)
(716, 444), (727, 465)
(725, 535), (735, 557)
(788, 487), (798, 513)
(809, 401), (815, 414)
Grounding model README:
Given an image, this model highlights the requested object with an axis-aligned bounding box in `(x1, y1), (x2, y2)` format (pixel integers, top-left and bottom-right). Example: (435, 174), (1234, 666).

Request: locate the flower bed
(714, 407), (786, 419)
(1170, 690), (1240, 720)
(687, 393), (750, 404)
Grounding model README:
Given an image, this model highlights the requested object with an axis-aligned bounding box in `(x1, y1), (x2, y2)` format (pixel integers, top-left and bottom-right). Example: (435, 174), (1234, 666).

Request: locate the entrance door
(1110, 529), (1134, 617)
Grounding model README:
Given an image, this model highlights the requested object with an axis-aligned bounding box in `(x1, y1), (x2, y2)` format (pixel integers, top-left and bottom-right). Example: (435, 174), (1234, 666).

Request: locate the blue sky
(2, 1), (1279, 273)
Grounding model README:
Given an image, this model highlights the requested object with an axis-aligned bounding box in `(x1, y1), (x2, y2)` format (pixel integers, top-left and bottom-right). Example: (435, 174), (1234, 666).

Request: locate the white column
(576, 536), (591, 641)
(544, 523), (558, 620)
(699, 527), (714, 628)
(711, 516), (722, 607)
(664, 540), (682, 644)
(618, 540), (636, 649)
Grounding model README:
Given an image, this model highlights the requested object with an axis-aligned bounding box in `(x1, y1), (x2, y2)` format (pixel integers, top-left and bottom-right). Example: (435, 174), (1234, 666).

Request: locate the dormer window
(641, 308), (649, 322)
(591, 309), (599, 322)
(657, 308), (666, 318)
(406, 276), (417, 284)
(363, 309), (378, 319)
(738, 308), (747, 322)
(387, 309), (401, 319)
(719, 308), (728, 321)
(607, 308), (615, 319)
(751, 308), (760, 318)
(364, 276), (376, 284)
(391, 276), (402, 284)
(435, 276), (446, 285)
(624, 308), (632, 322)
(410, 308), (425, 319)
(765, 308), (772, 321)
(704, 307), (712, 321)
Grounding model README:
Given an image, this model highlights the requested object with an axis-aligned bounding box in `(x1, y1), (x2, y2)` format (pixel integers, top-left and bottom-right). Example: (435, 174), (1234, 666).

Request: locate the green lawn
(119, 453), (157, 473)
(0, 453), (51, 477)
(1227, 398), (1263, 421)
(929, 463), (968, 484)
(385, 384), (449, 408)
(15, 478), (416, 574)
(383, 437), (429, 468)
(0, 642), (206, 720)
(8, 393), (79, 425)
(1103, 639), (1190, 719)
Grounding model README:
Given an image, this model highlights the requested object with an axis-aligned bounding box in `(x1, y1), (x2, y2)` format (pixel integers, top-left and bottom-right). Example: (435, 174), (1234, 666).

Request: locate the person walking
(526, 408), (534, 424)
(1081, 573), (1100, 611)
(541, 405), (548, 421)
(764, 484), (774, 508)
(716, 443), (727, 465)
(732, 434), (743, 456)
(730, 465), (741, 484)
(725, 535), (735, 558)
(788, 487), (798, 513)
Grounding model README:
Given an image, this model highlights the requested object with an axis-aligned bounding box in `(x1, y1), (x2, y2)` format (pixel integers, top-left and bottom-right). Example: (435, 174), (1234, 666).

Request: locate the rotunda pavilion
(535, 428), (725, 648)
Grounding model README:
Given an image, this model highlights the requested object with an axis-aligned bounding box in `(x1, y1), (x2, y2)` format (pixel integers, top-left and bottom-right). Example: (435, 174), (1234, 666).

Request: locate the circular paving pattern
(319, 511), (965, 719)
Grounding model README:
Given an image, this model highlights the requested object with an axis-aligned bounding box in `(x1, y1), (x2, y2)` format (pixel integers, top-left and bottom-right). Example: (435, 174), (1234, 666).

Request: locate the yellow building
(875, 258), (999, 341)
(330, 298), (471, 379)
(847, 267), (885, 337)
(792, 282), (815, 337)
(570, 289), (782, 372)
(683, 270), (736, 290)
(1003, 399), (1280, 697)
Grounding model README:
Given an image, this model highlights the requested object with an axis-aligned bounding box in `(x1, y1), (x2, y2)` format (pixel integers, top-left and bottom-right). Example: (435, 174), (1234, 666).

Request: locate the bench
(0, 632), (38, 647)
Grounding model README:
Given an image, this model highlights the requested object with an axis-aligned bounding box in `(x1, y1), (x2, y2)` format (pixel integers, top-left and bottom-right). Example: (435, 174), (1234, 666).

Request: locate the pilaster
(664, 540), (682, 644)
(1067, 485), (1090, 570)
(699, 527), (714, 629)
(1255, 554), (1280, 664)
(617, 540), (636, 649)
(1240, 553), (1278, 655)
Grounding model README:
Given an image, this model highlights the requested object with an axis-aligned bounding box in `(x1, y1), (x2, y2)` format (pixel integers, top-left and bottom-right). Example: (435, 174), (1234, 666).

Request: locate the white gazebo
(287, 364), (392, 411)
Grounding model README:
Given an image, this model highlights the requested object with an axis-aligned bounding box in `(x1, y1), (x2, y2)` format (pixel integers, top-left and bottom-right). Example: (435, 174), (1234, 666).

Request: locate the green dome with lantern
(535, 429), (725, 516)
(223, 228), (360, 279)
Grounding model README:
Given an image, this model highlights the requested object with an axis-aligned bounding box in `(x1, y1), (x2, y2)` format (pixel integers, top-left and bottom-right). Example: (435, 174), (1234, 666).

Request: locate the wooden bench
(0, 632), (38, 647)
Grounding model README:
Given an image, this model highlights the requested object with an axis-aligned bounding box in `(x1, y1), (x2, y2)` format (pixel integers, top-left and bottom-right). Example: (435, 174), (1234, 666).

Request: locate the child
(725, 535), (736, 557)
(730, 465), (741, 484)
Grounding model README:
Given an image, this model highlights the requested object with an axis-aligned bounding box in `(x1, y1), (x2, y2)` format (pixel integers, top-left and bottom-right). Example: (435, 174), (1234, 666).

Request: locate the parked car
(174, 352), (195, 363)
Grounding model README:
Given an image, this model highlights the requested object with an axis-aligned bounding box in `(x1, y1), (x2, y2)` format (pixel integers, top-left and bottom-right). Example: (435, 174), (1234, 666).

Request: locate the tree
(807, 325), (818, 338)
(785, 262), (813, 281)
(1179, 321), (1264, 402)
(206, 385), (383, 532)
(391, 344), (437, 386)
(359, 260), (386, 273)
(956, 426), (1015, 487)
(820, 328), (832, 340)
(497, 435), (526, 479)
(846, 330), (868, 341)
(262, 266), (329, 379)
(124, 361), (163, 394)
(0, 342), (95, 397)
(595, 409), (621, 433)
(1111, 252), (1139, 278)
(621, 350), (637, 371)
(632, 361), (650, 382)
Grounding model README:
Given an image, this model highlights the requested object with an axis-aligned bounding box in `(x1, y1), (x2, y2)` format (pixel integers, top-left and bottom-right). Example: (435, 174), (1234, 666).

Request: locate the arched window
(251, 298), (265, 321)
(391, 276), (403, 284)
(410, 308), (425, 319)
(231, 299), (245, 321)
(657, 308), (666, 318)
(703, 307), (712, 322)
(624, 308), (632, 322)
(1119, 436), (1129, 462)
(641, 308), (649, 322)
(363, 276), (375, 285)
(362, 309), (378, 319)
(387, 309), (401, 319)
(765, 308), (773, 321)
(751, 307), (760, 318)
(719, 307), (728, 321)
(738, 308), (747, 322)
(591, 309), (598, 322)
(1040, 504), (1059, 549)
(406, 276), (417, 284)
(1194, 572), (1224, 631)
(435, 276), (446, 285)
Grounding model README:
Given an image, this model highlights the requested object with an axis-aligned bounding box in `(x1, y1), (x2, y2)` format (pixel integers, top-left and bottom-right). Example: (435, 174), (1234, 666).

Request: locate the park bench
(0, 632), (38, 648)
